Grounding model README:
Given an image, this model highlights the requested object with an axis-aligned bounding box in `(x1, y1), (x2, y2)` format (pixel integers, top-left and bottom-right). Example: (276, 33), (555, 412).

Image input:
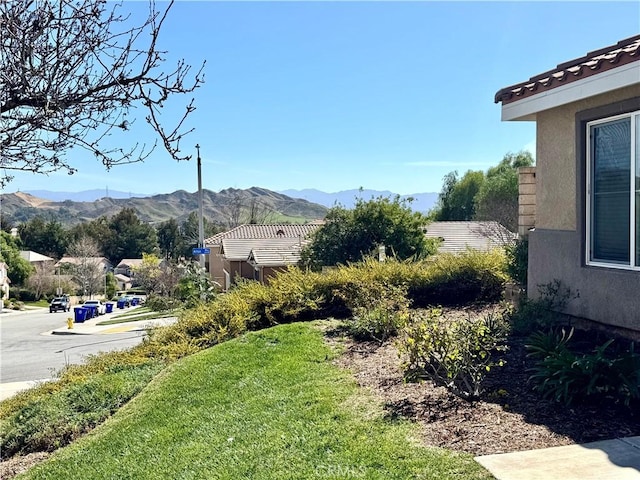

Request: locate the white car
(83, 300), (106, 315)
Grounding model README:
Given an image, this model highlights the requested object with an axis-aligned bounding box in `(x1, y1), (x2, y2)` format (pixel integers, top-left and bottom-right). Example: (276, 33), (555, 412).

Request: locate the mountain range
(2, 187), (439, 226)
(278, 188), (438, 212)
(2, 188), (328, 226)
(19, 188), (439, 211)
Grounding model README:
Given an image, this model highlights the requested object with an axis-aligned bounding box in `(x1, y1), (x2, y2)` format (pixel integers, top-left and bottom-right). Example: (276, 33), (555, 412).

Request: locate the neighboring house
(56, 256), (112, 272)
(424, 221), (515, 254)
(19, 250), (54, 265)
(495, 34), (640, 334)
(0, 262), (10, 301)
(114, 259), (144, 278)
(114, 274), (133, 291)
(220, 238), (309, 287)
(205, 223), (322, 289)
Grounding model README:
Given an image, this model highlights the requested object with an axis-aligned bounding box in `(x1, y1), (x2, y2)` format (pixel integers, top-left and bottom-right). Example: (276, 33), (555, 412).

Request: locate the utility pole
(196, 144), (205, 270)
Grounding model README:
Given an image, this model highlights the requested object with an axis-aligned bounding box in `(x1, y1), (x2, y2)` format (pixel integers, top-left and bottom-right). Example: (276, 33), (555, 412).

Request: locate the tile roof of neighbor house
(248, 248), (303, 268)
(55, 256), (111, 267)
(205, 223), (322, 246)
(114, 273), (131, 282)
(221, 238), (308, 261)
(495, 34), (640, 105)
(19, 251), (54, 263)
(424, 221), (514, 254)
(116, 259), (144, 268)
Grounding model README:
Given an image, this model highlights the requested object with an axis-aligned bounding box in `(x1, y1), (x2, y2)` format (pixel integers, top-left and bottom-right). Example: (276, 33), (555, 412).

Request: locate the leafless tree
(65, 236), (104, 299)
(0, 0), (204, 185)
(26, 261), (55, 299)
(244, 197), (276, 224)
(471, 221), (517, 248)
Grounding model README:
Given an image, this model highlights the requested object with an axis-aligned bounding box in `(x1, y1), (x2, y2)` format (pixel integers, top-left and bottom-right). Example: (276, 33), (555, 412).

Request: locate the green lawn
(20, 322), (492, 480)
(95, 307), (179, 326)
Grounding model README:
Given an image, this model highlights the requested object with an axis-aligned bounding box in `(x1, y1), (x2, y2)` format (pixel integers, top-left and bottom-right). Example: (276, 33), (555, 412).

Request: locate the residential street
(0, 308), (146, 384)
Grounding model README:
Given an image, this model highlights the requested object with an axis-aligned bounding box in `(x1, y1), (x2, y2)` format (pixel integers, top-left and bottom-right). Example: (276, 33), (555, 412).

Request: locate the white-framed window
(586, 109), (640, 269)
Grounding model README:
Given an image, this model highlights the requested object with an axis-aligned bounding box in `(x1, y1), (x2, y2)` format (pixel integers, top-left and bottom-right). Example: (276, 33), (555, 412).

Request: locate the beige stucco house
(204, 223), (322, 289)
(495, 34), (640, 334)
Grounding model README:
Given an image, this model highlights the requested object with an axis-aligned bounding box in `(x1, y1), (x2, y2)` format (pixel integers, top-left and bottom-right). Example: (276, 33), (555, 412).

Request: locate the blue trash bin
(131, 297), (139, 306)
(117, 299), (125, 309)
(105, 302), (114, 314)
(74, 307), (88, 323)
(84, 305), (97, 318)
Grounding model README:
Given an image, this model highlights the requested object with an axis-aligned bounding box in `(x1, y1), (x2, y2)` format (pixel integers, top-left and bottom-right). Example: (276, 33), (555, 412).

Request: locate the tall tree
(180, 212), (221, 258)
(434, 170), (485, 221)
(0, 231), (33, 285)
(157, 219), (184, 261)
(18, 217), (69, 259)
(0, 0), (204, 185)
(300, 196), (436, 270)
(102, 208), (157, 264)
(65, 236), (104, 298)
(475, 151), (534, 232)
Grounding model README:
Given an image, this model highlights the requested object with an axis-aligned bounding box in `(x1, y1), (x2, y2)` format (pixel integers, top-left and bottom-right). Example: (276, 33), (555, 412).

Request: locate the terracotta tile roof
(205, 223), (322, 246)
(424, 221), (514, 254)
(495, 34), (640, 105)
(220, 238), (307, 261)
(248, 248), (303, 267)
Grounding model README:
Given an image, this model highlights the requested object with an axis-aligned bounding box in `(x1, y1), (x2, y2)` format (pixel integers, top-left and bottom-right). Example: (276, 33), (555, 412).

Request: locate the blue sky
(5, 1), (640, 196)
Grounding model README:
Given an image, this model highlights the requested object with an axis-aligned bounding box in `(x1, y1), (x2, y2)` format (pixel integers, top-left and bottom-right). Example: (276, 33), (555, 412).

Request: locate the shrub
(401, 308), (509, 399)
(510, 280), (578, 334)
(335, 281), (410, 343)
(527, 328), (640, 406)
(505, 237), (528, 287)
(145, 294), (182, 312)
(407, 249), (508, 307)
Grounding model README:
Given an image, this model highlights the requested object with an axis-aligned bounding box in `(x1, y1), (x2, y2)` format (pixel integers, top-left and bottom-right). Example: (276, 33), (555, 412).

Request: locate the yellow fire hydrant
(67, 317), (74, 329)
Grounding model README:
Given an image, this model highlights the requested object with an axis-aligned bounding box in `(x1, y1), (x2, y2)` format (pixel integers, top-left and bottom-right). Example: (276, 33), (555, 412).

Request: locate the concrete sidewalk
(476, 436), (640, 480)
(50, 309), (177, 335)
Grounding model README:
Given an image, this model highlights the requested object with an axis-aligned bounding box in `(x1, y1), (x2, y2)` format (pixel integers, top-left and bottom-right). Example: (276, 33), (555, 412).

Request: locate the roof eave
(500, 61), (640, 121)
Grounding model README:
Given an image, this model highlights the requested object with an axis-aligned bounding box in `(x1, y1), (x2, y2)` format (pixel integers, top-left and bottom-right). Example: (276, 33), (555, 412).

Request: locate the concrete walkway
(476, 436), (640, 480)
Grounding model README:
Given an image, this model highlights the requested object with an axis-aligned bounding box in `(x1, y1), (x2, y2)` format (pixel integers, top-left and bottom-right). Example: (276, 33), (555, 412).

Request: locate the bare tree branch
(0, 0), (204, 185)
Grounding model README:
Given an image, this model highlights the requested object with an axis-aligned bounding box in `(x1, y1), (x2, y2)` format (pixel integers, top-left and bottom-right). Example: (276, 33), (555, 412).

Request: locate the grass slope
(20, 323), (491, 480)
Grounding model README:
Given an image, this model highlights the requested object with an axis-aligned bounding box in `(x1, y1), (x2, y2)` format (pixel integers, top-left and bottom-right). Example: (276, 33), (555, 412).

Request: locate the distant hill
(278, 188), (439, 213)
(24, 189), (150, 202)
(2, 188), (327, 226)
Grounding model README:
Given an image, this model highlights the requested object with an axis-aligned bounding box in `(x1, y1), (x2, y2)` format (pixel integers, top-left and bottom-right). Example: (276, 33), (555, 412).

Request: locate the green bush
(510, 280), (578, 334)
(407, 249), (508, 307)
(400, 308), (509, 399)
(505, 237), (528, 287)
(145, 294), (182, 312)
(527, 328), (640, 406)
(335, 281), (410, 343)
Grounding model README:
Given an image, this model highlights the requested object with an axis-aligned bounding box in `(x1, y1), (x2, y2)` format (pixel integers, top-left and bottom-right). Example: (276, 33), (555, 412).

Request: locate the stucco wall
(535, 84), (640, 231)
(529, 229), (640, 332)
(530, 85), (640, 332)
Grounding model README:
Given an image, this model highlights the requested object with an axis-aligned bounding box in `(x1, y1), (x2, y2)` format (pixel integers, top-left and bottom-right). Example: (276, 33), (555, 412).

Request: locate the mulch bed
(329, 305), (640, 456)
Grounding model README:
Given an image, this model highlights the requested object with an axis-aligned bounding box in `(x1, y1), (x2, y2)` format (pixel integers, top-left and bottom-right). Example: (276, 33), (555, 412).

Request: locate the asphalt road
(0, 308), (147, 383)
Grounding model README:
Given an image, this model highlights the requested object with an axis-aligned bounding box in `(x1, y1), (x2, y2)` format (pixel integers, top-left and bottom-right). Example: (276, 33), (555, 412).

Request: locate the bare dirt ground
(330, 306), (640, 456)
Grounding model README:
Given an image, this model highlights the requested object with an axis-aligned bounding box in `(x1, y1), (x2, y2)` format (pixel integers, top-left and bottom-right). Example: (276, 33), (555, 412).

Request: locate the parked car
(83, 300), (106, 315)
(50, 296), (71, 313)
(131, 295), (146, 306)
